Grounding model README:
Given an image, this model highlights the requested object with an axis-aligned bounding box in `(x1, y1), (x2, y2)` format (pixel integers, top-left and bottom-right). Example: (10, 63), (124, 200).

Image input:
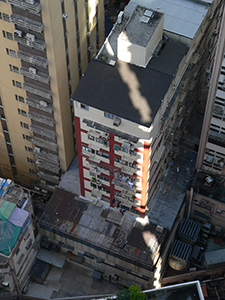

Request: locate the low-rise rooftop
(40, 187), (168, 270)
(147, 147), (197, 230)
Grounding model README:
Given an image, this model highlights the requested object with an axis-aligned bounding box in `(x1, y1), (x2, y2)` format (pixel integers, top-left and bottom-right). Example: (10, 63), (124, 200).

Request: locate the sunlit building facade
(0, 0), (104, 192)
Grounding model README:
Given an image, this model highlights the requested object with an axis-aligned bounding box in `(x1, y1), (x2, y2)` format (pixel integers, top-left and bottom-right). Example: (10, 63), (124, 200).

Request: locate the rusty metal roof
(40, 187), (168, 269)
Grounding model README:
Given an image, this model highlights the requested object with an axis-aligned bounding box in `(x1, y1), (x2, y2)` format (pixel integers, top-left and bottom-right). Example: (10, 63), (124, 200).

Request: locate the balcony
(17, 50), (48, 68)
(113, 178), (135, 191)
(39, 182), (55, 192)
(20, 67), (49, 84)
(7, 0), (41, 14)
(38, 172), (59, 185)
(91, 189), (103, 200)
(36, 159), (60, 174)
(30, 124), (56, 139)
(14, 34), (45, 51)
(10, 14), (43, 32)
(23, 82), (51, 99)
(32, 136), (58, 152)
(28, 111), (54, 127)
(25, 97), (53, 113)
(34, 149), (59, 164)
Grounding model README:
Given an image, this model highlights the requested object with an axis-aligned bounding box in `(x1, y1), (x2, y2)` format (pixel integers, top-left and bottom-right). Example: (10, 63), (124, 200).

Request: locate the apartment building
(189, 6), (225, 228)
(0, 178), (40, 297)
(0, 0), (104, 192)
(196, 5), (225, 175)
(72, 0), (223, 217)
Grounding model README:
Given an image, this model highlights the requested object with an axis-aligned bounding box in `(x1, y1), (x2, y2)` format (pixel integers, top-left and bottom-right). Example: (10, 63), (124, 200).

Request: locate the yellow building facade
(0, 0), (104, 192)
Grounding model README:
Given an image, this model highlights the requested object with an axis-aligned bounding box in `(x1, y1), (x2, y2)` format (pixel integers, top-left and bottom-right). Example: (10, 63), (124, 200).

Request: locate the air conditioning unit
(87, 31), (91, 37)
(102, 133), (109, 140)
(40, 100), (48, 107)
(62, 13), (68, 20)
(34, 147), (40, 153)
(29, 67), (37, 75)
(26, 33), (35, 42)
(113, 118), (121, 127)
(26, 0), (35, 4)
(14, 29), (23, 37)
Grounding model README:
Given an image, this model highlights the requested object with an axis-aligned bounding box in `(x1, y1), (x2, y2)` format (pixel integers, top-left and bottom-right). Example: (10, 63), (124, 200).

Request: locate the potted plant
(116, 285), (146, 300)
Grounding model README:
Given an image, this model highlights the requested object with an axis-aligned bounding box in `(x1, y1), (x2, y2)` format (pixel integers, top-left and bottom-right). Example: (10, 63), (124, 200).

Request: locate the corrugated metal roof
(40, 187), (168, 268)
(178, 218), (200, 243)
(125, 0), (211, 39)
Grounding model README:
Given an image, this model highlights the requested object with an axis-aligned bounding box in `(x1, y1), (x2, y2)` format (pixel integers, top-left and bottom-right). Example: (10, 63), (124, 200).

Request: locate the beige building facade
(0, 0), (104, 192)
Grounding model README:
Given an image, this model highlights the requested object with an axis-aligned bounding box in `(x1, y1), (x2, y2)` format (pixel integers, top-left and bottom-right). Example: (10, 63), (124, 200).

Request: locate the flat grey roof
(125, 0), (211, 39)
(119, 7), (163, 47)
(147, 147), (197, 230)
(72, 40), (188, 127)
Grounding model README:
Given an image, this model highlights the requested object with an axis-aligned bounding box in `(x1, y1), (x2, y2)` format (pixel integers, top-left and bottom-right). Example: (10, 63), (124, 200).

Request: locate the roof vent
(144, 10), (153, 18)
(140, 16), (150, 23)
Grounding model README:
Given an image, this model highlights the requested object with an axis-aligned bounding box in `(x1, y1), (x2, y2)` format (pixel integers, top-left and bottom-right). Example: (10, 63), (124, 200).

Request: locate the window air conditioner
(26, 33), (35, 42)
(113, 118), (121, 127)
(29, 67), (37, 75)
(62, 13), (68, 20)
(14, 29), (23, 37)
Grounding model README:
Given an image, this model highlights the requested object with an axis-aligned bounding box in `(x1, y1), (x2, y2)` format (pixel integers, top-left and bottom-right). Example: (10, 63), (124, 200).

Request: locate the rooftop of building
(39, 147), (196, 273)
(72, 39), (188, 127)
(0, 178), (31, 257)
(125, 0), (212, 40)
(119, 7), (163, 47)
(39, 187), (168, 270)
(144, 281), (204, 300)
(192, 171), (225, 203)
(147, 146), (197, 230)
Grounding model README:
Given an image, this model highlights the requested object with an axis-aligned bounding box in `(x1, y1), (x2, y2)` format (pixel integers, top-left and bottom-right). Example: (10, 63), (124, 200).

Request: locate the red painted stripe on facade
(80, 129), (88, 133)
(75, 116), (85, 196)
(109, 132), (115, 207)
(140, 141), (150, 214)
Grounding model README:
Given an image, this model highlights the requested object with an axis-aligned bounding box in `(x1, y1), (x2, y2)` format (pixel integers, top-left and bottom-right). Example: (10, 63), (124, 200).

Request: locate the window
(12, 80), (22, 88)
(114, 144), (120, 151)
(25, 146), (33, 152)
(81, 145), (89, 152)
(23, 134), (31, 141)
(15, 95), (24, 102)
(88, 134), (94, 141)
(114, 156), (121, 163)
(9, 65), (19, 73)
(81, 103), (89, 110)
(3, 13), (9, 22)
(20, 122), (29, 129)
(29, 169), (36, 174)
(104, 112), (113, 119)
(96, 137), (103, 144)
(96, 150), (109, 159)
(27, 157), (35, 163)
(0, 12), (2, 19)
(4, 31), (13, 40)
(18, 109), (27, 116)
(9, 49), (16, 57)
